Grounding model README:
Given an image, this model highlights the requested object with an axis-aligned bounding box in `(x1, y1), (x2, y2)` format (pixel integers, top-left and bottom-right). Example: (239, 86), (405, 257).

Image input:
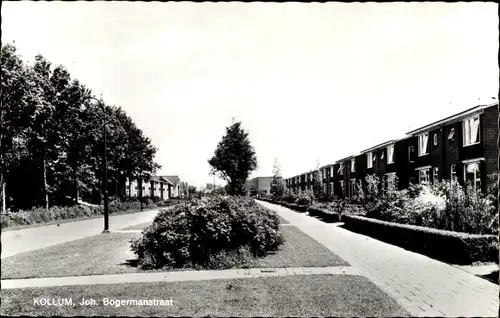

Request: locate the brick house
(285, 101), (498, 199)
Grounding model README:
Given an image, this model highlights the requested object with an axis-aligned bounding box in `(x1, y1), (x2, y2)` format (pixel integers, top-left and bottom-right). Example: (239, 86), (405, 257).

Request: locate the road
(1, 209), (160, 259)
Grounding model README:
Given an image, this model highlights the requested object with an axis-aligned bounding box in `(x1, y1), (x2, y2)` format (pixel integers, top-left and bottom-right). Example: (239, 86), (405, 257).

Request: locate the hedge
(307, 206), (340, 223)
(1, 199), (180, 229)
(342, 214), (498, 265)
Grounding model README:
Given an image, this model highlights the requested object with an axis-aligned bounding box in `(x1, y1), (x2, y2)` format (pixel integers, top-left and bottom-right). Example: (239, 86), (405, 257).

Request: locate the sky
(2, 2), (499, 188)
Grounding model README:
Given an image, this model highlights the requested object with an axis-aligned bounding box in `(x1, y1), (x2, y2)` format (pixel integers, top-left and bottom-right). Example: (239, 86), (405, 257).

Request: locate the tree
(0, 43), (161, 211)
(270, 158), (285, 198)
(1, 44), (32, 212)
(208, 121), (257, 196)
(313, 157), (322, 198)
(188, 185), (197, 198)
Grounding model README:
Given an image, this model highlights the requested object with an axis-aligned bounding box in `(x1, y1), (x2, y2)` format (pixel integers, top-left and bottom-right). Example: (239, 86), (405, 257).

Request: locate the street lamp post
(89, 96), (109, 233)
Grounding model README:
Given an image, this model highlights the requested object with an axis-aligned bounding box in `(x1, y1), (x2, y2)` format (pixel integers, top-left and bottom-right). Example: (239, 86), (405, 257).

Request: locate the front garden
(259, 175), (499, 265)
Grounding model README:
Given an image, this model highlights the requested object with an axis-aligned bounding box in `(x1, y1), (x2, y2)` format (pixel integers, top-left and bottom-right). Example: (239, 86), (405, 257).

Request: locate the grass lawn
(2, 226), (347, 280)
(0, 275), (409, 316)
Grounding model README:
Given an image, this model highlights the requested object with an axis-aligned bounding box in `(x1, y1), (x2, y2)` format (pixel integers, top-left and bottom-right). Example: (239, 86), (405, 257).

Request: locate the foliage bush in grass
(130, 196), (285, 270)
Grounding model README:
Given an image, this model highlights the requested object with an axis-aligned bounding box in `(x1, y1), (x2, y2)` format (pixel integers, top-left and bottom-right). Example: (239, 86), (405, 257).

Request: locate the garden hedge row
(307, 206), (340, 223)
(1, 199), (180, 229)
(342, 214), (499, 265)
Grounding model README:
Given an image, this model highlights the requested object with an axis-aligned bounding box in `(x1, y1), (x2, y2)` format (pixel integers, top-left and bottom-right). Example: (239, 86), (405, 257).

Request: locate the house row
(125, 175), (181, 200)
(285, 101), (498, 199)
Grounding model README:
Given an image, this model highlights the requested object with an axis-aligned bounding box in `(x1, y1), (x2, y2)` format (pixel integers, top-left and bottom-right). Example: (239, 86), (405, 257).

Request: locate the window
(450, 165), (457, 182)
(464, 161), (481, 192)
(433, 133), (438, 146)
(387, 145), (395, 164)
(417, 168), (430, 184)
(386, 173), (396, 191)
(339, 180), (345, 196)
(432, 167), (439, 183)
(418, 133), (429, 156)
(331, 166), (334, 176)
(367, 152), (373, 168)
(330, 182), (334, 195)
(408, 145), (416, 162)
(380, 152), (384, 160)
(448, 128), (455, 141)
(349, 179), (356, 197)
(338, 164), (344, 175)
(462, 115), (480, 146)
(351, 158), (355, 172)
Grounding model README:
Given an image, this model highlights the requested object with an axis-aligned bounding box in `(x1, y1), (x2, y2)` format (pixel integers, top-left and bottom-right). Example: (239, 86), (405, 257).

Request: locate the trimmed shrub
(307, 205), (340, 223)
(130, 196), (285, 270)
(295, 191), (314, 206)
(342, 214), (498, 264)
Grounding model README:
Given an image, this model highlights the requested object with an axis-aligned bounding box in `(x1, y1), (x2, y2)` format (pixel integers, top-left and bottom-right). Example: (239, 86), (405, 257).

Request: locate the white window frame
(408, 145), (415, 163)
(338, 164), (344, 175)
(349, 178), (356, 197)
(462, 115), (480, 147)
(385, 172), (396, 191)
(450, 164), (457, 182)
(351, 158), (355, 172)
(331, 166), (334, 176)
(432, 167), (439, 183)
(367, 152), (373, 168)
(330, 182), (334, 195)
(463, 159), (482, 192)
(387, 144), (395, 164)
(416, 166), (431, 184)
(448, 128), (455, 141)
(418, 132), (429, 156)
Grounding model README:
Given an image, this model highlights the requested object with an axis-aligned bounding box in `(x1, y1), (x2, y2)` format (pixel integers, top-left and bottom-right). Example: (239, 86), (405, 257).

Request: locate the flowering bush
(295, 190), (315, 205)
(360, 179), (497, 235)
(130, 196), (285, 269)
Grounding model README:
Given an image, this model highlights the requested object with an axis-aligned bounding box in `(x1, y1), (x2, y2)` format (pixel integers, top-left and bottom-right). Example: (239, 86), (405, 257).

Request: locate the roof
(406, 102), (498, 136)
(160, 175), (180, 185)
(147, 176), (174, 185)
(360, 140), (398, 154)
(336, 155), (355, 164)
(159, 176), (175, 185)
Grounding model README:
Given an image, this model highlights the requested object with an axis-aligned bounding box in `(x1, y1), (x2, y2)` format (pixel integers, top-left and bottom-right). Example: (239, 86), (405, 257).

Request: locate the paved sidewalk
(258, 200), (499, 318)
(1, 266), (358, 289)
(1, 209), (160, 259)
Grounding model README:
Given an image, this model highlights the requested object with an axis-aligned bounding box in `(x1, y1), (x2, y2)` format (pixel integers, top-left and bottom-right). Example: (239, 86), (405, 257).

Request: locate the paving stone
(258, 201), (499, 318)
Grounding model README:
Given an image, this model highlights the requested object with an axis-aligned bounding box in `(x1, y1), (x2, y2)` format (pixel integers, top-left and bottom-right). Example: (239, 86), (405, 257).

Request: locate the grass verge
(0, 275), (409, 317)
(2, 226), (347, 279)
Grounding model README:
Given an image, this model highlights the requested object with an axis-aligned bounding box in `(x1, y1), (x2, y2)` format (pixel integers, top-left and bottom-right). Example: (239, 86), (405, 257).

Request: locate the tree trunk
(72, 165), (79, 204)
(42, 156), (49, 211)
(128, 178), (132, 199)
(1, 180), (6, 213)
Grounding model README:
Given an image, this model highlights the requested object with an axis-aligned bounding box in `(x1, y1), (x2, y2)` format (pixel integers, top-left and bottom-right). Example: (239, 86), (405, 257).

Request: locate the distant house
(126, 176), (174, 200)
(160, 175), (181, 197)
(247, 177), (274, 195)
